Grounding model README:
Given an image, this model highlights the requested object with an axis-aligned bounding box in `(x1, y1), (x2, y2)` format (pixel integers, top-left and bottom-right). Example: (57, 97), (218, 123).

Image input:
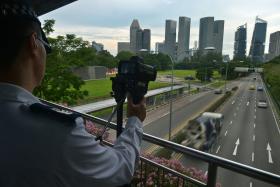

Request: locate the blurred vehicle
(253, 77), (257, 80)
(214, 89), (223, 94)
(182, 112), (224, 151)
(249, 85), (255, 90)
(257, 100), (268, 108)
(166, 75), (172, 78)
(185, 75), (195, 80)
(257, 86), (263, 91)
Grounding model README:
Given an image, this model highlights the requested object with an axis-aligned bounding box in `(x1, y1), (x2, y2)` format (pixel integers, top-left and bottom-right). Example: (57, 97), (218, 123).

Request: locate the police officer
(0, 1), (146, 186)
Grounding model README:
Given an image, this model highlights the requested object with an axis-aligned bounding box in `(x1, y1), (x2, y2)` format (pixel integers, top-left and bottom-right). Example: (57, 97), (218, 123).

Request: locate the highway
(140, 80), (239, 152)
(178, 74), (280, 187)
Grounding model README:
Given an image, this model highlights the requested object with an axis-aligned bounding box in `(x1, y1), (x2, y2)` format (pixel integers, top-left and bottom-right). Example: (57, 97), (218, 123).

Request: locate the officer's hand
(127, 96), (146, 122)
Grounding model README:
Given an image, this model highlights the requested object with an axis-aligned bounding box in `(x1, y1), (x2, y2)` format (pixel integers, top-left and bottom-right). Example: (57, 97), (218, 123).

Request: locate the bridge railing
(42, 99), (280, 187)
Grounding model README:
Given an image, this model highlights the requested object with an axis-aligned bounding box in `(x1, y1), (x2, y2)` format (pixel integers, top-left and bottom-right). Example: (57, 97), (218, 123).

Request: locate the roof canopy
(31, 0), (77, 16)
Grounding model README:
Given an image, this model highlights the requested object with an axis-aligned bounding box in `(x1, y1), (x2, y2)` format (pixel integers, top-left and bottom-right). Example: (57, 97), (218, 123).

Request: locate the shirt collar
(0, 83), (40, 105)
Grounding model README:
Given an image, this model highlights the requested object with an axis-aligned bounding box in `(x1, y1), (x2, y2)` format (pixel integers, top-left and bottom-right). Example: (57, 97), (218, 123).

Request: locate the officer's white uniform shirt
(0, 83), (143, 187)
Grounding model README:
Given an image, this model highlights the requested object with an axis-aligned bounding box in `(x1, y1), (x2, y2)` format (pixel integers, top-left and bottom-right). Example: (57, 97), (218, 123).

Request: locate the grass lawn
(209, 80), (225, 88)
(158, 69), (221, 80)
(79, 78), (170, 104)
(158, 70), (196, 78)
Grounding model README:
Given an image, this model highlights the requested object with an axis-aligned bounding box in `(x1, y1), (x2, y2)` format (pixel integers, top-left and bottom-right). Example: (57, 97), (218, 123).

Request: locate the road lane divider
(233, 138), (240, 156)
(253, 123), (256, 128)
(232, 100), (235, 105)
(252, 152), (254, 162)
(247, 101), (249, 106)
(262, 77), (280, 136)
(224, 130), (228, 136)
(253, 135), (255, 142)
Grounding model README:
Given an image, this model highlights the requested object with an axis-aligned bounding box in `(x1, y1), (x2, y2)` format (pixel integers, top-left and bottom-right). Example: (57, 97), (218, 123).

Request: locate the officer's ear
(29, 32), (39, 50)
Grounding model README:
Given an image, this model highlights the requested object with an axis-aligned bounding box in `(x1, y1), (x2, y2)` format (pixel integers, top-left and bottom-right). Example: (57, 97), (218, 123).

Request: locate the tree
(196, 67), (214, 82)
(42, 19), (55, 36)
(116, 51), (134, 61)
(33, 20), (89, 105)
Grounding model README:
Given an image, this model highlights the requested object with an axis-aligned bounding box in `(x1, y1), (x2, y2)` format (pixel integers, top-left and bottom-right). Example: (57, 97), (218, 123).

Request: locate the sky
(40, 0), (280, 58)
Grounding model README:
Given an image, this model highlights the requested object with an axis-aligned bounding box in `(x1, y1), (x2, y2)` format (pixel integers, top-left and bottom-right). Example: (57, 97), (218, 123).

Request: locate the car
(257, 100), (268, 108)
(257, 86), (263, 91)
(253, 77), (257, 80)
(249, 85), (255, 90)
(214, 89), (223, 94)
(185, 75), (195, 80)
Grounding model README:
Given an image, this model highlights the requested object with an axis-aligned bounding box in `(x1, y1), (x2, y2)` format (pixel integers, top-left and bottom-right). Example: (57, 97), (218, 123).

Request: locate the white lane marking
(267, 143), (273, 164)
(255, 108), (256, 112)
(232, 100), (235, 105)
(234, 113), (237, 116)
(216, 146), (221, 154)
(247, 101), (249, 106)
(224, 130), (228, 136)
(254, 115), (256, 119)
(253, 135), (255, 142)
(230, 121), (233, 125)
(250, 182), (253, 187)
(254, 123), (256, 128)
(160, 112), (169, 118)
(233, 138), (240, 156)
(252, 152), (255, 162)
(237, 107), (239, 110)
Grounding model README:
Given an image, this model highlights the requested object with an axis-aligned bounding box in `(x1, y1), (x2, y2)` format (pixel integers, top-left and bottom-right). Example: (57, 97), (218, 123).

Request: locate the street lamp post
(168, 55), (174, 141)
(168, 50), (190, 141)
(224, 60), (229, 93)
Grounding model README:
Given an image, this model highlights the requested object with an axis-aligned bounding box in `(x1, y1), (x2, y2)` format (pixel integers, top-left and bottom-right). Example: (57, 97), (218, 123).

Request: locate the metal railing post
(207, 163), (218, 187)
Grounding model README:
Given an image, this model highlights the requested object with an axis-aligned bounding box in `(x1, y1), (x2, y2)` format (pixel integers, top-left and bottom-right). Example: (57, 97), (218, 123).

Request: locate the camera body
(111, 56), (157, 104)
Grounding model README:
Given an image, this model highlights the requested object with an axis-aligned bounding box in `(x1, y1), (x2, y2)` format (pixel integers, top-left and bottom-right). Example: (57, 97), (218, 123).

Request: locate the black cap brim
(40, 27), (52, 54)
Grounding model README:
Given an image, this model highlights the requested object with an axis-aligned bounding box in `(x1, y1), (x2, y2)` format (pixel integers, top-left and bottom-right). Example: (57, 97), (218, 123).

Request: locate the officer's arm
(63, 116), (143, 186)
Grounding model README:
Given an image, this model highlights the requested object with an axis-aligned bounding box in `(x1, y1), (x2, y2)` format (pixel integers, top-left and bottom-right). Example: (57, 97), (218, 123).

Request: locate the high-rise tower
(130, 19), (141, 52)
(213, 20), (224, 54)
(199, 17), (214, 52)
(233, 24), (247, 59)
(177, 17), (191, 61)
(164, 19), (177, 59)
(249, 17), (267, 62)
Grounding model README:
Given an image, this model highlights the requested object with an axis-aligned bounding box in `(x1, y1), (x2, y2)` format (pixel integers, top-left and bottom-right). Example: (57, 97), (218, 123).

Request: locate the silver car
(257, 100), (268, 108)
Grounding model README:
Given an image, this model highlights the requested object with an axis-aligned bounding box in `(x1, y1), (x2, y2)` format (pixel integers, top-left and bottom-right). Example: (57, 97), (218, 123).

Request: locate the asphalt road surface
(179, 74), (280, 187)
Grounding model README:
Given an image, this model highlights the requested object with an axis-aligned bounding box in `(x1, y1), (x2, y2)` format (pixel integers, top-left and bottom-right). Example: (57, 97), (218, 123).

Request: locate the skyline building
(213, 20), (224, 54)
(249, 17), (267, 62)
(92, 41), (104, 52)
(130, 19), (151, 52)
(155, 42), (165, 54)
(142, 29), (151, 51)
(177, 16), (191, 61)
(268, 31), (280, 60)
(130, 19), (141, 52)
(117, 42), (130, 53)
(164, 19), (177, 59)
(199, 17), (214, 52)
(136, 29), (143, 51)
(234, 24), (247, 59)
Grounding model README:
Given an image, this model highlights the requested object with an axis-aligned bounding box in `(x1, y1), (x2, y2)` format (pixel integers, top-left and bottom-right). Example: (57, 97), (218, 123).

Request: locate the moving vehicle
(182, 112), (224, 151)
(257, 100), (268, 108)
(249, 85), (255, 90)
(214, 89), (223, 94)
(257, 86), (263, 91)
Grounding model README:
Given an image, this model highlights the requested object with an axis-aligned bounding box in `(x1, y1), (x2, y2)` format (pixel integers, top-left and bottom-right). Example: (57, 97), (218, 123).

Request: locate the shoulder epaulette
(29, 103), (81, 125)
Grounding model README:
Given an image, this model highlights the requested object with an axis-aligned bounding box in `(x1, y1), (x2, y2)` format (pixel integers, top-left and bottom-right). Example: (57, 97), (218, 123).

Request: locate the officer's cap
(0, 0), (51, 54)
